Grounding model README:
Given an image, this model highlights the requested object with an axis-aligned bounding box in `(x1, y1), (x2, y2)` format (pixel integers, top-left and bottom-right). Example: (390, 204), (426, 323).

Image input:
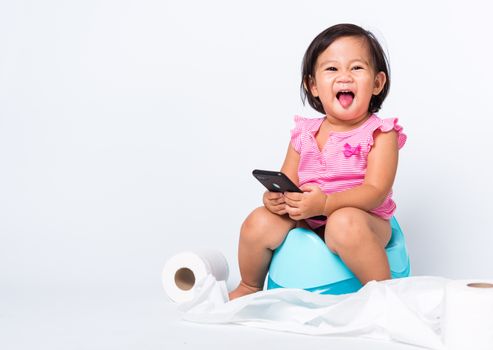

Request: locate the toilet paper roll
(442, 279), (493, 350)
(162, 250), (229, 303)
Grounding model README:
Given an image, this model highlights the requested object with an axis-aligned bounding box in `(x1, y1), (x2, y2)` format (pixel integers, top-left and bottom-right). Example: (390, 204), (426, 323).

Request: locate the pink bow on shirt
(343, 143), (361, 157)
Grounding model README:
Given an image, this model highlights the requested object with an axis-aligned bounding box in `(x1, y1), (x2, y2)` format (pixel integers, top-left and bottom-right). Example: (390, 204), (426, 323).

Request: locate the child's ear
(305, 76), (319, 97)
(372, 71), (387, 95)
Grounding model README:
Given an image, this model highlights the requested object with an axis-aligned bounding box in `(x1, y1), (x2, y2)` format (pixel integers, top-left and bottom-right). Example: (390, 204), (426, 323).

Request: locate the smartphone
(252, 169), (326, 221)
(252, 169), (301, 193)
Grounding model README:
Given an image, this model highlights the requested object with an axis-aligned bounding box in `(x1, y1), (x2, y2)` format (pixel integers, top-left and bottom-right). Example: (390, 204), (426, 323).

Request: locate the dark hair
(300, 23), (390, 114)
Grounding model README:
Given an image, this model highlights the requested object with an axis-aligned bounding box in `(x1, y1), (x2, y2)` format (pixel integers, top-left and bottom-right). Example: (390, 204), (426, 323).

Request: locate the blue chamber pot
(267, 216), (410, 295)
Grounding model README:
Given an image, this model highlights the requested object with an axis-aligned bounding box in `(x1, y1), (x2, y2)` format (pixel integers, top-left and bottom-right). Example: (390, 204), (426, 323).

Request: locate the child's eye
(352, 66), (364, 70)
(325, 66), (337, 71)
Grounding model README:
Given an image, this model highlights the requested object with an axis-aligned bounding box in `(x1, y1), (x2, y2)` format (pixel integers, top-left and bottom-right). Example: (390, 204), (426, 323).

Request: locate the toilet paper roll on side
(442, 279), (493, 350)
(162, 250), (229, 303)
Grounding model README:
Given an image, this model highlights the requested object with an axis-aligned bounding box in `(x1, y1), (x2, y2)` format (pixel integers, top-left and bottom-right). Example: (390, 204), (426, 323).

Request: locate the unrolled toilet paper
(162, 250), (229, 303)
(441, 279), (493, 350)
(163, 250), (493, 349)
(176, 274), (493, 349)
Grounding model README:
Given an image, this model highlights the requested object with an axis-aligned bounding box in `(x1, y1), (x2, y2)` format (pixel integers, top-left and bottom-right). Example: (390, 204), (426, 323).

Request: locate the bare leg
(229, 207), (296, 300)
(324, 207), (392, 284)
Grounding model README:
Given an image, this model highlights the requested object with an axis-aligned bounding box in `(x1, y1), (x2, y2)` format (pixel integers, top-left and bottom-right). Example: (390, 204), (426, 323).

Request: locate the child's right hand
(263, 191), (287, 215)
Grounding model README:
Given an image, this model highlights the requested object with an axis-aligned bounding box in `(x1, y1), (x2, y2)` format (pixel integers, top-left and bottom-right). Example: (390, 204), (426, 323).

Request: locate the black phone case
(252, 169), (302, 193)
(252, 169), (327, 221)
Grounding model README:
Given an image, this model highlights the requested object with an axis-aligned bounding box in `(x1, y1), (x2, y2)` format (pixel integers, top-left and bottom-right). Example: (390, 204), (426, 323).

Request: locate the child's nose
(336, 71), (353, 83)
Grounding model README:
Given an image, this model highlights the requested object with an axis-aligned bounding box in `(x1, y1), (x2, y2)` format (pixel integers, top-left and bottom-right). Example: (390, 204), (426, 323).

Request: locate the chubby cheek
(312, 74), (333, 93)
(360, 76), (379, 94)
(315, 81), (336, 100)
(350, 84), (371, 103)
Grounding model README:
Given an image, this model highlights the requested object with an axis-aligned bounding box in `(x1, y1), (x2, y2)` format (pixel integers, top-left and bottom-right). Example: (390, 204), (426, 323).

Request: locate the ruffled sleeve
(368, 118), (407, 150)
(290, 115), (305, 153)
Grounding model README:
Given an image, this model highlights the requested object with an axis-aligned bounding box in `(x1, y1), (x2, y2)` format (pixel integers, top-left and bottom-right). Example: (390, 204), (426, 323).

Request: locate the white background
(1, 0), (493, 349)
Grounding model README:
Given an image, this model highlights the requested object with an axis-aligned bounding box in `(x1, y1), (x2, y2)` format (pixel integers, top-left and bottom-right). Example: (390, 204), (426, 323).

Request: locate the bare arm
(280, 143), (300, 186)
(262, 143), (300, 216)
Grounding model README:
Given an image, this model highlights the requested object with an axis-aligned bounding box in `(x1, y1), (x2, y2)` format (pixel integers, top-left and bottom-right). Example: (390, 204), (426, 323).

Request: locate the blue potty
(267, 216), (410, 295)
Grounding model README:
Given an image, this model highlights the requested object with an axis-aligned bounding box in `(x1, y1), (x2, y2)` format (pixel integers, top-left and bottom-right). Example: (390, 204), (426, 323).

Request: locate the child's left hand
(284, 184), (327, 220)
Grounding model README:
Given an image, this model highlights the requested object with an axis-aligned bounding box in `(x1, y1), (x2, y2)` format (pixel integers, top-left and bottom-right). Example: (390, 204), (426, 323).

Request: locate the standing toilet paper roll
(162, 250), (229, 303)
(442, 280), (493, 350)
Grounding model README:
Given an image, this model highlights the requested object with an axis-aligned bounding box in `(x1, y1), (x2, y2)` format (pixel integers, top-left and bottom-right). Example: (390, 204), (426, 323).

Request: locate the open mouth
(336, 91), (355, 108)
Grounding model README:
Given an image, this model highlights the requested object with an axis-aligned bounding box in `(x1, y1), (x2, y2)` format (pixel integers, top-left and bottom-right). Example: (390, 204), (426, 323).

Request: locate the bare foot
(228, 281), (261, 301)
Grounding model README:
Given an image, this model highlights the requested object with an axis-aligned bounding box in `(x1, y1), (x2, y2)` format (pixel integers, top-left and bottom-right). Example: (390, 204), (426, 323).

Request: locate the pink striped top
(290, 114), (406, 228)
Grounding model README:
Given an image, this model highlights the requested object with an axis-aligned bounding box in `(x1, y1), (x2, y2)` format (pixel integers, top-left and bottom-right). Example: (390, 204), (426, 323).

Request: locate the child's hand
(262, 191), (288, 216)
(284, 184), (327, 220)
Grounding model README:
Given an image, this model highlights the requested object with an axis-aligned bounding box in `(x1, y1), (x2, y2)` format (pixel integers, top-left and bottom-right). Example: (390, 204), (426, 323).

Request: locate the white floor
(1, 285), (423, 350)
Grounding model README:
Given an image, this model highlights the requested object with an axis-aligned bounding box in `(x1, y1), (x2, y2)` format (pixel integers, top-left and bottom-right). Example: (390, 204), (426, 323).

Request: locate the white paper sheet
(178, 276), (449, 350)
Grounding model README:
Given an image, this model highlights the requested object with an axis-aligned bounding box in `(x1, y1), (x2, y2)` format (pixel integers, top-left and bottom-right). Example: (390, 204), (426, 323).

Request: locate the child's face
(308, 36), (386, 122)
